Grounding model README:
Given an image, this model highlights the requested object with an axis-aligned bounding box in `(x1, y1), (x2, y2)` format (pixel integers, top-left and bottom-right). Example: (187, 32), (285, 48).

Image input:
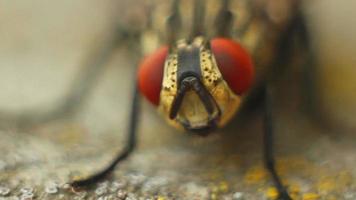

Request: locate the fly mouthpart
(169, 76), (221, 127)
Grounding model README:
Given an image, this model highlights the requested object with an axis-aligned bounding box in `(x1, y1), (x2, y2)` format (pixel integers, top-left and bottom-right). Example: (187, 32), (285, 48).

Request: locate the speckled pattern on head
(158, 37), (241, 131)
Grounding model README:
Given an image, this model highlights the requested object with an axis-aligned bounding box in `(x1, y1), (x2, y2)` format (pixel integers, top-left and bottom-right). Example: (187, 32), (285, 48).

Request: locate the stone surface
(0, 0), (356, 199)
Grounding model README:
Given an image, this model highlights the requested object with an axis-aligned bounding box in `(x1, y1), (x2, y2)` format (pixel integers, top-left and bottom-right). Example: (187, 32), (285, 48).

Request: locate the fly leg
(263, 85), (292, 200)
(68, 5), (151, 187)
(261, 7), (318, 200)
(71, 83), (140, 188)
(0, 25), (139, 129)
(294, 13), (320, 119)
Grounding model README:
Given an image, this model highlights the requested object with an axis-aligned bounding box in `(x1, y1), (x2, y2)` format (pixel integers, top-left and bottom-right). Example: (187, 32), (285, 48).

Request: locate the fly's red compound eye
(137, 46), (168, 105)
(211, 38), (255, 95)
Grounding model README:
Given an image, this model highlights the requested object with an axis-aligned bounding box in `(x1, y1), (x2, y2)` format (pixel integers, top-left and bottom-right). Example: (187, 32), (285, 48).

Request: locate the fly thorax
(159, 37), (241, 132)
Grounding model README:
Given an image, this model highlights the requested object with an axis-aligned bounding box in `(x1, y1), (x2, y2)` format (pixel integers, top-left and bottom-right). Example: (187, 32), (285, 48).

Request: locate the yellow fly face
(158, 37), (241, 133)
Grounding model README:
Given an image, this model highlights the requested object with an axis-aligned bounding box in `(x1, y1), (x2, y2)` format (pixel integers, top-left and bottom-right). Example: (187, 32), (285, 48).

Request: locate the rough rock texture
(0, 0), (356, 199)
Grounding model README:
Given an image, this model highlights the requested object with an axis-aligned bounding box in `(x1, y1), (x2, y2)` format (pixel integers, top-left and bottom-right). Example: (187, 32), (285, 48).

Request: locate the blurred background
(0, 0), (355, 199)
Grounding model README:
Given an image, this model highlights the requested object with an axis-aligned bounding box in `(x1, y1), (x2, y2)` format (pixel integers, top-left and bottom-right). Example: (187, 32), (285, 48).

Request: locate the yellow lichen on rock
(218, 181), (229, 193)
(265, 187), (279, 200)
(317, 176), (336, 193)
(156, 196), (166, 200)
(302, 193), (320, 200)
(244, 166), (267, 185)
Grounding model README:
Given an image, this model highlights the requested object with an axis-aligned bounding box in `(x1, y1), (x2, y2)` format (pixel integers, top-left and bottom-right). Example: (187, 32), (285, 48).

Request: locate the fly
(0, 0), (318, 199)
